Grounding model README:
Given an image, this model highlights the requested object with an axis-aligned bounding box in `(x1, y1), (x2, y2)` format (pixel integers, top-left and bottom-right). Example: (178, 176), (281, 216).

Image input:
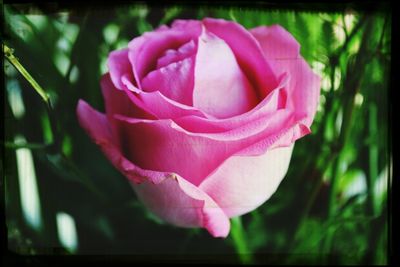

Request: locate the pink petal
(176, 74), (289, 134)
(203, 18), (278, 98)
(228, 63), (318, 156)
(234, 120), (310, 156)
(100, 73), (156, 151)
(166, 25), (320, 156)
(76, 100), (229, 237)
(193, 28), (258, 118)
(171, 19), (204, 33)
(128, 21), (202, 88)
(111, 108), (297, 188)
(142, 56), (195, 106)
(112, 73), (209, 120)
(156, 40), (196, 69)
(112, 115), (237, 186)
(107, 48), (135, 90)
(133, 174), (230, 237)
(251, 25), (321, 128)
(200, 144), (294, 217)
(100, 73), (154, 120)
(175, 109), (295, 143)
(121, 85), (209, 119)
(250, 25), (300, 59)
(271, 58), (320, 128)
(76, 99), (156, 184)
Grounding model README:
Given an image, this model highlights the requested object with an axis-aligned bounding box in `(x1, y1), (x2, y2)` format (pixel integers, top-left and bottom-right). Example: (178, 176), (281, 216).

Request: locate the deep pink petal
(76, 100), (229, 237)
(112, 115), (236, 186)
(193, 28), (258, 118)
(107, 48), (135, 90)
(101, 73), (154, 120)
(250, 25), (300, 59)
(142, 56), (195, 106)
(76, 100), (156, 184)
(202, 18), (278, 98)
(200, 144), (294, 217)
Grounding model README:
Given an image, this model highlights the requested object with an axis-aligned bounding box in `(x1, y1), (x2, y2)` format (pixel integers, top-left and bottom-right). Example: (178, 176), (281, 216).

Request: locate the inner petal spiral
(193, 27), (258, 119)
(141, 40), (197, 106)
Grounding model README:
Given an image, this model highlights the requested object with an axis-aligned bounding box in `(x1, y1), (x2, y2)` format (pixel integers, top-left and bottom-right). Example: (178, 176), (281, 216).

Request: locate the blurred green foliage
(3, 3), (390, 264)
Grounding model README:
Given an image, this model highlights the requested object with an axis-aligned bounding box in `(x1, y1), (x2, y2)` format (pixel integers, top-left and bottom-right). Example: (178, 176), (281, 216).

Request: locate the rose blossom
(77, 18), (320, 237)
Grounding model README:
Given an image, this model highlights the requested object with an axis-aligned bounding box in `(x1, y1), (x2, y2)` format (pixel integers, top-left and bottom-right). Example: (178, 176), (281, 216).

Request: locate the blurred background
(3, 2), (391, 264)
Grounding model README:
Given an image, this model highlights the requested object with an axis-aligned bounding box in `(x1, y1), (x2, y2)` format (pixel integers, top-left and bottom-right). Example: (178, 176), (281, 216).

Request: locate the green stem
(4, 43), (107, 202)
(4, 44), (50, 104)
(4, 43), (62, 153)
(231, 217), (253, 264)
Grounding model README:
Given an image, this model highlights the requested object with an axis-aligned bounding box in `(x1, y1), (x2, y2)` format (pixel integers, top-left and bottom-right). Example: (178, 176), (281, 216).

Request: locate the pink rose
(77, 18), (320, 237)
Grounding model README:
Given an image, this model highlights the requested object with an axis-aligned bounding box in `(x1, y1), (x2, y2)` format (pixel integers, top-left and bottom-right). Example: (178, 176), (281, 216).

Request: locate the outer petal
(193, 27), (258, 118)
(270, 58), (321, 128)
(100, 73), (154, 120)
(203, 18), (278, 98)
(200, 144), (294, 217)
(76, 100), (229, 237)
(112, 108), (297, 187)
(251, 25), (321, 128)
(107, 48), (135, 90)
(133, 175), (230, 237)
(112, 115), (237, 186)
(250, 25), (300, 59)
(77, 100), (155, 184)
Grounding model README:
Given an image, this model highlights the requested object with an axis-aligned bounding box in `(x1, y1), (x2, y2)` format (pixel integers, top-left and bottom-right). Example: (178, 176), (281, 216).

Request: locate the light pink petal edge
(200, 144), (294, 217)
